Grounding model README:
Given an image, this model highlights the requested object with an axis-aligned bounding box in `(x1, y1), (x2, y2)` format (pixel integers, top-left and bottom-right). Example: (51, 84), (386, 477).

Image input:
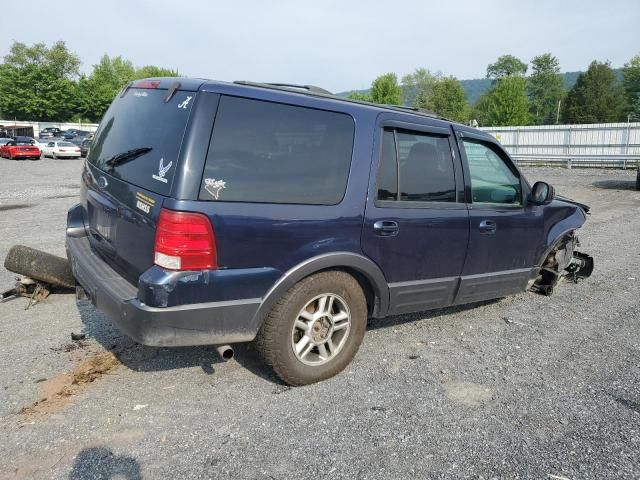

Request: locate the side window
(200, 96), (354, 205)
(376, 128), (456, 203)
(462, 139), (522, 205)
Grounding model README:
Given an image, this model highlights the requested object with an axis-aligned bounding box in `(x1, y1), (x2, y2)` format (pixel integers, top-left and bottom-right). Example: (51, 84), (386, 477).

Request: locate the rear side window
(199, 96), (354, 204)
(377, 128), (456, 203)
(88, 88), (195, 195)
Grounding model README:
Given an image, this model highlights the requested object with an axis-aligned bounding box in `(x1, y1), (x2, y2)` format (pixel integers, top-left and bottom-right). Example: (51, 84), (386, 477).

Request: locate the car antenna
(165, 81), (181, 102)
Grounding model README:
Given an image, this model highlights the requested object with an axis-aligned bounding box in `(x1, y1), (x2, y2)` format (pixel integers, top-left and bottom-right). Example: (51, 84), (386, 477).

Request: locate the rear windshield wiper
(103, 147), (152, 171)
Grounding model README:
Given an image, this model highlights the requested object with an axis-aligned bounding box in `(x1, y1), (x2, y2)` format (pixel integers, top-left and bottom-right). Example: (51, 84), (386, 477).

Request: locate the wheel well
(316, 267), (377, 317)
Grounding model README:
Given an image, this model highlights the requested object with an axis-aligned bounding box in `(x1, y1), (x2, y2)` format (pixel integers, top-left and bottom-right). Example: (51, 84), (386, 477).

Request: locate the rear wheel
(52, 152), (57, 160)
(255, 271), (367, 386)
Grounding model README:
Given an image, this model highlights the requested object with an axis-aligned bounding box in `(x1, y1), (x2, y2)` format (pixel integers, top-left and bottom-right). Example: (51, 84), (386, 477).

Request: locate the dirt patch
(444, 381), (493, 407)
(19, 352), (120, 418)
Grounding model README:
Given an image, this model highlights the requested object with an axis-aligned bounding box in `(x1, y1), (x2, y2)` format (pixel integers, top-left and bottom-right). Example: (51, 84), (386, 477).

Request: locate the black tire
(4, 245), (76, 288)
(636, 168), (640, 191)
(52, 152), (57, 160)
(255, 271), (367, 386)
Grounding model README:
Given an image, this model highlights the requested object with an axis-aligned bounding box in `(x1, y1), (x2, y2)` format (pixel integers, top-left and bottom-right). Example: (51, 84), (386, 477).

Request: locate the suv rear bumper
(66, 232), (260, 347)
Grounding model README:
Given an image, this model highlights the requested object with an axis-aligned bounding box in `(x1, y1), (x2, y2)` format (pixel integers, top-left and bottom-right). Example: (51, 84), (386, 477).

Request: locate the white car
(41, 141), (81, 159)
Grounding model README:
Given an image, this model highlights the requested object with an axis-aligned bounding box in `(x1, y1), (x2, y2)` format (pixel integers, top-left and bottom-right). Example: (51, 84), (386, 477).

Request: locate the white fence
(0, 120), (99, 138)
(481, 122), (640, 169)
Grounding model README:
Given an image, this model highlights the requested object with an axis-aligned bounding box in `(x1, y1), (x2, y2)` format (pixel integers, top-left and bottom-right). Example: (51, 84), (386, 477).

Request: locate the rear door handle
(478, 220), (496, 234)
(373, 220), (399, 237)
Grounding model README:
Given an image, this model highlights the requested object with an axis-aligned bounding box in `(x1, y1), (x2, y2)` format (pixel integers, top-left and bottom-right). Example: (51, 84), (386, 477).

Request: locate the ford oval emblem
(97, 176), (108, 189)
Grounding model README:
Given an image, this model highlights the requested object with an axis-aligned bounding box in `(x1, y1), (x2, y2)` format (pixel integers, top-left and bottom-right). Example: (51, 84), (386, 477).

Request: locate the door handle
(478, 220), (496, 234)
(373, 220), (399, 237)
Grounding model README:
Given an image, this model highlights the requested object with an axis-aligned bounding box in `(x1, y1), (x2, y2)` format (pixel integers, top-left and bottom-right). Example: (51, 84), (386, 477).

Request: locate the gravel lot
(0, 158), (639, 479)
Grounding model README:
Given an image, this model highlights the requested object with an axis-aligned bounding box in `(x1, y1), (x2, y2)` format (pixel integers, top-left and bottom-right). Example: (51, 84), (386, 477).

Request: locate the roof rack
(231, 80), (447, 121)
(234, 81), (332, 95)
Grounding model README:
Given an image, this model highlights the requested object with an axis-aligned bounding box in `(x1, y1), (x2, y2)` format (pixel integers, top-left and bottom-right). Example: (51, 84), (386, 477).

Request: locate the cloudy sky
(3, 0), (639, 92)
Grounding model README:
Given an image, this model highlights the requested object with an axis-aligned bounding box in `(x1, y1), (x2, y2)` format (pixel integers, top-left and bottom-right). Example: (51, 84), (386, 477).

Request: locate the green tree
(0, 41), (80, 121)
(623, 54), (640, 120)
(369, 73), (403, 105)
(75, 55), (136, 122)
(527, 53), (565, 124)
(486, 55), (528, 80)
(561, 61), (625, 123)
(347, 91), (371, 101)
(417, 76), (470, 123)
(134, 65), (179, 79)
(474, 76), (530, 126)
(401, 68), (436, 106)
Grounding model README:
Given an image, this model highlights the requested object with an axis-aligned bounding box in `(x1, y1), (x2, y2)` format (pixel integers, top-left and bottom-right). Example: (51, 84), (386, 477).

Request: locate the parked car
(69, 138), (91, 157)
(66, 78), (593, 385)
(41, 140), (81, 159)
(0, 138), (41, 160)
(40, 127), (63, 138)
(63, 129), (91, 140)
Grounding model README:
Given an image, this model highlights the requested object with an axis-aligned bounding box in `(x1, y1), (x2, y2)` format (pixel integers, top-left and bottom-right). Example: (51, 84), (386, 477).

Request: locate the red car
(0, 138), (41, 160)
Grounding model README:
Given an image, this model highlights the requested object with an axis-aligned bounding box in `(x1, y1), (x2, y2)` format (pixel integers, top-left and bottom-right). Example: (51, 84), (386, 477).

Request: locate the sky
(2, 0), (639, 93)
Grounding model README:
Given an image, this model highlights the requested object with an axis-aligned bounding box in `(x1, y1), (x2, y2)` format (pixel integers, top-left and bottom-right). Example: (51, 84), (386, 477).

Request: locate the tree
(347, 91), (371, 101)
(369, 73), (403, 105)
(486, 55), (528, 80)
(75, 55), (136, 122)
(417, 76), (470, 123)
(623, 54), (640, 121)
(134, 65), (179, 79)
(473, 76), (530, 126)
(0, 41), (80, 121)
(401, 68), (437, 107)
(527, 53), (565, 124)
(561, 61), (625, 124)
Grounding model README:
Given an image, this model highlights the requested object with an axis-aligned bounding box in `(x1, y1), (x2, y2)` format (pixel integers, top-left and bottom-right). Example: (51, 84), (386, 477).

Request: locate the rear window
(199, 96), (354, 205)
(87, 88), (195, 195)
(59, 142), (75, 147)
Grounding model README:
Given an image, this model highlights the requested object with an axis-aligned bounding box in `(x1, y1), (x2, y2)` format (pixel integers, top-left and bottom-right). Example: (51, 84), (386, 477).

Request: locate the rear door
(82, 80), (205, 281)
(453, 129), (542, 304)
(361, 115), (469, 315)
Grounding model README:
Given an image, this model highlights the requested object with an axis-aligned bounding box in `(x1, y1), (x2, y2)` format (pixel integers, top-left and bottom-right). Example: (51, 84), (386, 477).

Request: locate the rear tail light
(154, 209), (217, 271)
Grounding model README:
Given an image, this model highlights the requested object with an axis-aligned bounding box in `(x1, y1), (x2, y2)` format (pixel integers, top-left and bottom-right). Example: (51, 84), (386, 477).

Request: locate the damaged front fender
(530, 231), (594, 296)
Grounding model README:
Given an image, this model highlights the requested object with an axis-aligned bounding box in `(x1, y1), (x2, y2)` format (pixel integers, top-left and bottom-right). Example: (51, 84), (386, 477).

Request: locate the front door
(454, 130), (543, 304)
(361, 116), (470, 315)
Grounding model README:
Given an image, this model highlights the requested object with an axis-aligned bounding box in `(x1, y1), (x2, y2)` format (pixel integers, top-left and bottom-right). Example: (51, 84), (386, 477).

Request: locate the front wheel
(255, 271), (367, 386)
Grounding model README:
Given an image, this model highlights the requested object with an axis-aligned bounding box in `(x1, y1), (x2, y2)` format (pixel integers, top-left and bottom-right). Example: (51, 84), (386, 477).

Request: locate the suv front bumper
(66, 230), (260, 348)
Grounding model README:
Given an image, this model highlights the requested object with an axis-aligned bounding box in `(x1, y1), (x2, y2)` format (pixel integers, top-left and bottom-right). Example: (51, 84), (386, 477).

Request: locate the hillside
(337, 69), (624, 105)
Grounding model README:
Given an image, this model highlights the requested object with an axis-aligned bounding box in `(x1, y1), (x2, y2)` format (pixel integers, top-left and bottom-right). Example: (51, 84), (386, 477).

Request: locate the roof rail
(234, 81), (333, 95)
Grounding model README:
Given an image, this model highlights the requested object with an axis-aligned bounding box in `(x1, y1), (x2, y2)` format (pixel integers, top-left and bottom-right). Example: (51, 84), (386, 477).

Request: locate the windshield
(88, 88), (196, 195)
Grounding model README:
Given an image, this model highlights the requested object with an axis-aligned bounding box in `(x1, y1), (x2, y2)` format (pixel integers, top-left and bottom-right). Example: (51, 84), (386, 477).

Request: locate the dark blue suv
(66, 78), (593, 385)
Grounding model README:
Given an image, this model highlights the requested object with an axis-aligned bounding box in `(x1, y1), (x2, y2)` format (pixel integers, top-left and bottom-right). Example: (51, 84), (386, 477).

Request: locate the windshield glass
(88, 88), (196, 195)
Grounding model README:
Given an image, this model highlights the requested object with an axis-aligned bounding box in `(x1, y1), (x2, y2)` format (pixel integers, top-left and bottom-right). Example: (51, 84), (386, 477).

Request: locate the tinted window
(199, 96), (354, 204)
(377, 128), (456, 203)
(377, 129), (398, 200)
(88, 88), (196, 195)
(462, 139), (521, 205)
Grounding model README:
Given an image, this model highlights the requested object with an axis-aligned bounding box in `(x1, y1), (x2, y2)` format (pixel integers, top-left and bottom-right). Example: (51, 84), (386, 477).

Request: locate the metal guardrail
(511, 154), (640, 169)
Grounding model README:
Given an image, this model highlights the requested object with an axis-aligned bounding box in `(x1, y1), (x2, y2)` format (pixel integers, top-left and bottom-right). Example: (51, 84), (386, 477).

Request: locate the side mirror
(530, 181), (555, 205)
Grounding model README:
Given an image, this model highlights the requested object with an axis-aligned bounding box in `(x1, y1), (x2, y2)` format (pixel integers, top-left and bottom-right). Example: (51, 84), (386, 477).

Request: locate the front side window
(462, 139), (521, 205)
(377, 128), (456, 203)
(200, 96), (355, 204)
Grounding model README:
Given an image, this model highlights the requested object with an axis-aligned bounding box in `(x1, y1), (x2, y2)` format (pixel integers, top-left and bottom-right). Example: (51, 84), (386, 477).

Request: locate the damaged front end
(530, 231), (594, 296)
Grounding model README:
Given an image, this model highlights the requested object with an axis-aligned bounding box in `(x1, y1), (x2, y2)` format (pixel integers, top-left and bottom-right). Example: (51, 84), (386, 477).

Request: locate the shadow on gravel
(592, 179), (638, 191)
(0, 203), (33, 211)
(75, 299), (283, 383)
(368, 299), (501, 331)
(69, 447), (141, 480)
(76, 297), (501, 386)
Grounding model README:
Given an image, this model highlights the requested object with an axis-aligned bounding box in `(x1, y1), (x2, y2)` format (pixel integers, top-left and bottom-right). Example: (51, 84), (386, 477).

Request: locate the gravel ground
(0, 158), (639, 479)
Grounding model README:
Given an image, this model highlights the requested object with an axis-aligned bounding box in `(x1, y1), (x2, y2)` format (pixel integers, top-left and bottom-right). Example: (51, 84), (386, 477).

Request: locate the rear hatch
(82, 79), (202, 281)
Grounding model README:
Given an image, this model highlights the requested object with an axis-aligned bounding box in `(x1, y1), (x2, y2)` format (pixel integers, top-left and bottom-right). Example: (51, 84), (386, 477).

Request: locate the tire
(255, 271), (367, 386)
(636, 168), (640, 191)
(3, 245), (76, 288)
(52, 152), (57, 160)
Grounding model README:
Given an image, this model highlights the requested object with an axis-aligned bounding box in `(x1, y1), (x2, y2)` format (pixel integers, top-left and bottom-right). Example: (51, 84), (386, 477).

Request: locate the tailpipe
(215, 344), (234, 361)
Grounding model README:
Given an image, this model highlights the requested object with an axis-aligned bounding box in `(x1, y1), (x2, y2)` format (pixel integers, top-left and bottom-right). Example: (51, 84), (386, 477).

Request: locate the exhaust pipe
(215, 344), (234, 361)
